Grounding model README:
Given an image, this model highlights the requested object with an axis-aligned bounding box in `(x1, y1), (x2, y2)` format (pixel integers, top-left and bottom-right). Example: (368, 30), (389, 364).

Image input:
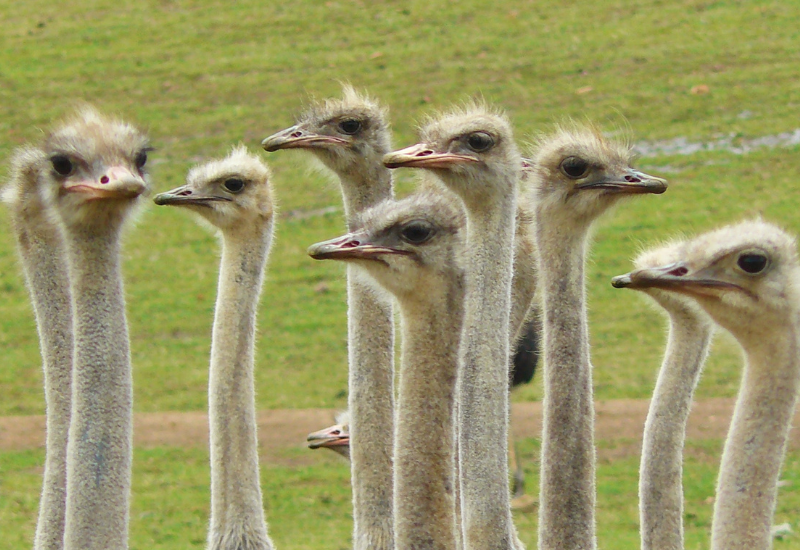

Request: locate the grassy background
(1, 0), (799, 547)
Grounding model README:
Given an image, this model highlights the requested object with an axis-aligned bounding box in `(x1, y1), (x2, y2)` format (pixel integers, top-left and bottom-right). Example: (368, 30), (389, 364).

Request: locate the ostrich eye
(338, 119), (362, 135)
(466, 132), (494, 152)
(51, 155), (74, 176)
(737, 253), (768, 274)
(134, 150), (148, 170)
(400, 222), (434, 244)
(560, 157), (589, 179)
(223, 178), (245, 193)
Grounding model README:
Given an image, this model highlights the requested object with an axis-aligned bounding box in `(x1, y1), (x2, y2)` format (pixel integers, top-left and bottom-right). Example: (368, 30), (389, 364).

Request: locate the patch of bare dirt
(2, 398), (798, 463)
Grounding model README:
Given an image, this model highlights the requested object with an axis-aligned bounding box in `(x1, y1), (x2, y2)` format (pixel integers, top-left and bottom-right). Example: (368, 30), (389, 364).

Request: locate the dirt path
(4, 398), (800, 461)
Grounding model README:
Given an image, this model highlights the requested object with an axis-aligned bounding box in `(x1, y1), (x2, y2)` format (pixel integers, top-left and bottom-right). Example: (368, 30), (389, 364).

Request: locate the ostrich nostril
(342, 240), (360, 248)
(100, 176), (109, 184)
(290, 131), (303, 138)
(625, 175), (641, 183)
(416, 150), (434, 157)
(668, 266), (689, 276)
(177, 189), (192, 196)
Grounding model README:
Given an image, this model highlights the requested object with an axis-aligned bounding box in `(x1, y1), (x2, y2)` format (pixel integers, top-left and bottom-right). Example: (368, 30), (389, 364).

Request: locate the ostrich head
(154, 146), (274, 231)
(528, 123), (667, 226)
(383, 104), (520, 206)
(307, 411), (351, 460)
(261, 86), (391, 178)
(613, 220), (800, 343)
(307, 191), (465, 303)
(33, 107), (151, 229)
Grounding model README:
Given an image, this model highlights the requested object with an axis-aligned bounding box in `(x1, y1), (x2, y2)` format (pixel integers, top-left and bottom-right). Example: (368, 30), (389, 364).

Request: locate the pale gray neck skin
(639, 303), (713, 550)
(535, 223), (597, 550)
(326, 157), (396, 550)
(393, 287), (463, 550)
(62, 227), (132, 550)
(711, 326), (800, 550)
(456, 194), (519, 549)
(207, 222), (275, 550)
(7, 207), (73, 550)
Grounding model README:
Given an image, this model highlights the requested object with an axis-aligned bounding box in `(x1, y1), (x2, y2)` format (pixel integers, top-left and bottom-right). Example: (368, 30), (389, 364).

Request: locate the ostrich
(526, 123), (667, 550)
(612, 241), (714, 550)
(383, 104), (524, 549)
(35, 107), (150, 550)
(262, 86), (395, 549)
(3, 146), (74, 550)
(308, 190), (466, 550)
(154, 147), (276, 550)
(307, 411), (350, 460)
(612, 220), (800, 550)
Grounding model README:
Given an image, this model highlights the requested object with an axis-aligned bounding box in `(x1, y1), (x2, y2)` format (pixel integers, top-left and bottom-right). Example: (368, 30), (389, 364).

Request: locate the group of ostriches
(3, 88), (799, 550)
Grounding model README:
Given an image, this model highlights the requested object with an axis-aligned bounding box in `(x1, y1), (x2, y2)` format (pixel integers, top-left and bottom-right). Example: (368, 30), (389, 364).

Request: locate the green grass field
(1, 0), (800, 547)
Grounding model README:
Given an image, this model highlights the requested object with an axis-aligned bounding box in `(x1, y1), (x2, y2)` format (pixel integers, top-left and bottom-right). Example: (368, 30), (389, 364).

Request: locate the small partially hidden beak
(383, 143), (479, 169)
(153, 185), (232, 207)
(575, 169), (668, 195)
(308, 233), (410, 262)
(261, 126), (347, 152)
(307, 425), (349, 449)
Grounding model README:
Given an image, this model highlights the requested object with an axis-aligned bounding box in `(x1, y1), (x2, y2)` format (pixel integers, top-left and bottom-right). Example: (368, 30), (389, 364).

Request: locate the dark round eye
(223, 178), (245, 193)
(400, 222), (434, 244)
(560, 156), (589, 179)
(50, 155), (73, 176)
(466, 132), (494, 152)
(737, 253), (768, 274)
(338, 119), (362, 135)
(134, 150), (148, 170)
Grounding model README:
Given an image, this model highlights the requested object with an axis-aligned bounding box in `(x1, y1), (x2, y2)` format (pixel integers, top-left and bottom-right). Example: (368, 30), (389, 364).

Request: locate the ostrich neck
(62, 227), (131, 550)
(337, 164), (396, 549)
(711, 325), (800, 550)
(394, 292), (462, 550)
(11, 216), (73, 550)
(337, 163), (393, 230)
(640, 308), (713, 550)
(536, 222), (597, 550)
(458, 200), (518, 549)
(207, 222), (273, 547)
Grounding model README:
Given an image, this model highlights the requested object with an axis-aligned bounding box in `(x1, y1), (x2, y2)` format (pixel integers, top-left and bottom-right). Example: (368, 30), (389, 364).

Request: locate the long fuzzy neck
(62, 227), (132, 550)
(338, 159), (394, 228)
(207, 222), (274, 550)
(338, 165), (396, 549)
(393, 288), (462, 550)
(458, 195), (519, 549)
(536, 223), (596, 550)
(9, 211), (73, 550)
(640, 305), (713, 550)
(711, 325), (800, 550)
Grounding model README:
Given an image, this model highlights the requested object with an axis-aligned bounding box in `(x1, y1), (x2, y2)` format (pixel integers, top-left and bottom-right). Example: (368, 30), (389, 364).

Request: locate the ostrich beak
(383, 143), (479, 169)
(575, 169), (668, 195)
(308, 233), (411, 262)
(261, 125), (348, 152)
(63, 166), (147, 200)
(153, 184), (233, 207)
(611, 262), (753, 297)
(307, 424), (350, 450)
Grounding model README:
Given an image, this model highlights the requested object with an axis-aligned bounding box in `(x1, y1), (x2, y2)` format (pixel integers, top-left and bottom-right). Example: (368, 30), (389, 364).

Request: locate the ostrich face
(383, 107), (520, 204)
(37, 107), (151, 228)
(261, 87), (391, 175)
(154, 146), (273, 231)
(529, 125), (666, 223)
(614, 221), (800, 339)
(308, 193), (464, 302)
